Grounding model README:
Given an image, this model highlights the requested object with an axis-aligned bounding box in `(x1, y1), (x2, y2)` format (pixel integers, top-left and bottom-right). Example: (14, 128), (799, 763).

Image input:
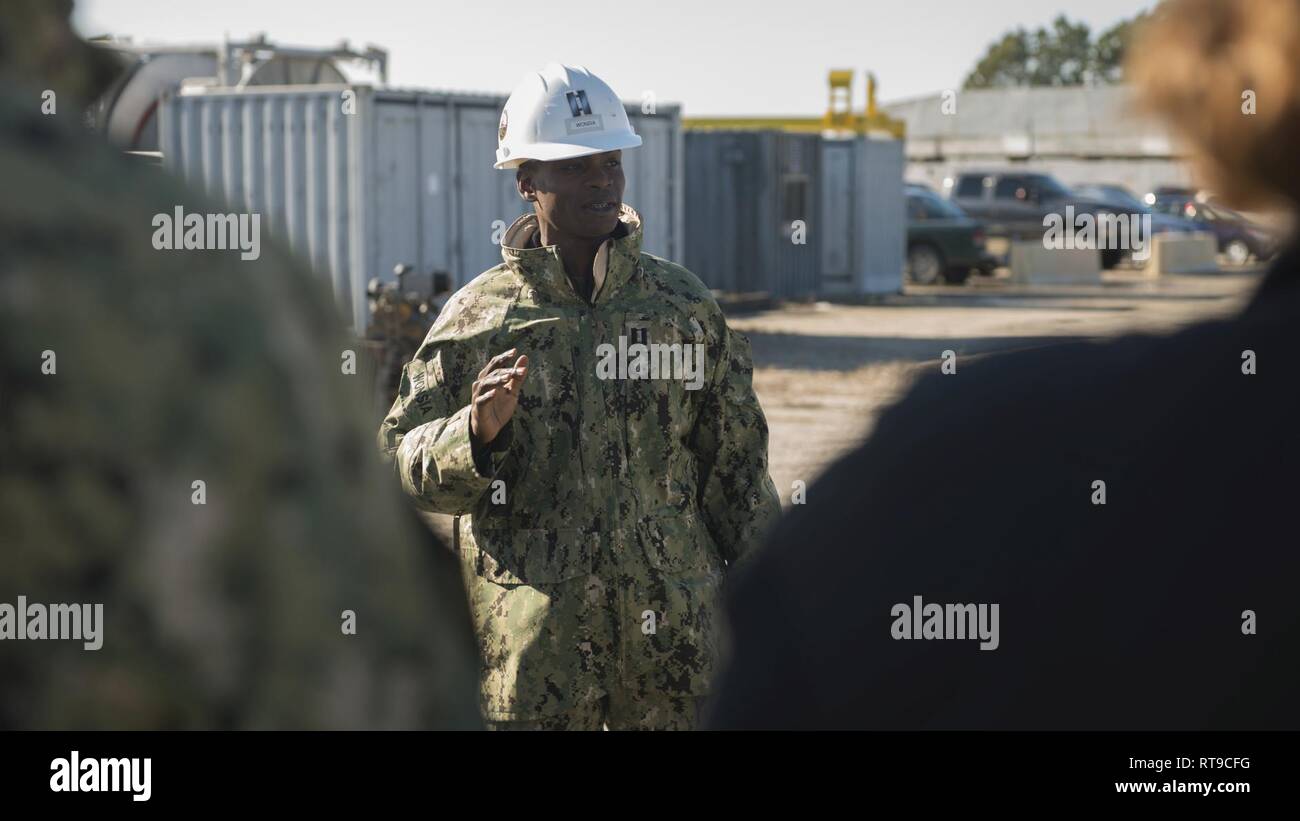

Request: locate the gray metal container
(684, 130), (903, 299)
(684, 131), (820, 298)
(850, 137), (906, 296)
(158, 84), (684, 331)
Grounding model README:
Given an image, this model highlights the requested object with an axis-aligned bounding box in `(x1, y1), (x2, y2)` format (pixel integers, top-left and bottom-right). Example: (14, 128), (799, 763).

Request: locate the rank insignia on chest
(626, 324), (650, 346)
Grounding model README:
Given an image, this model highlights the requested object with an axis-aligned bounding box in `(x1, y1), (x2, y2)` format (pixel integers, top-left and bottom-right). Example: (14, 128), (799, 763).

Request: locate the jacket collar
(500, 204), (643, 304)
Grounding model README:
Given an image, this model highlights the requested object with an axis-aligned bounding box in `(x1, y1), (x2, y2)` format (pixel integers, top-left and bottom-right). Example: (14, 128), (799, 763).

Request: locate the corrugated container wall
(684, 131), (820, 298)
(685, 130), (903, 298)
(158, 85), (684, 332)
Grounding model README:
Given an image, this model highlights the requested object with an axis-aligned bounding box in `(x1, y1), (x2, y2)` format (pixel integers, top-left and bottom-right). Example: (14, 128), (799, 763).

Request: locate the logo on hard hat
(565, 90), (593, 118)
(498, 110), (508, 141)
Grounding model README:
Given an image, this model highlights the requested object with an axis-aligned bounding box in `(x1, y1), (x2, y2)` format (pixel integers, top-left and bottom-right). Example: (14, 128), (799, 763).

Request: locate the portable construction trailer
(684, 130), (904, 298)
(684, 131), (821, 298)
(158, 84), (684, 332)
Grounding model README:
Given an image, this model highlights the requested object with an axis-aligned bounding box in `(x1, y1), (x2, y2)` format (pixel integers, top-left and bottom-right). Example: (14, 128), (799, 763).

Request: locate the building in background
(882, 85), (1195, 199)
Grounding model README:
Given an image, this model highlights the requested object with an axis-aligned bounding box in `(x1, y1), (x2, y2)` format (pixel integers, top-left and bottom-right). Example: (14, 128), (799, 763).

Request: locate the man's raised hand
(470, 348), (529, 446)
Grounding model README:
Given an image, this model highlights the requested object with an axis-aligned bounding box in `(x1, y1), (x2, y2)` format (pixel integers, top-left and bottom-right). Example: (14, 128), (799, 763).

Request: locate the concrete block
(1009, 242), (1102, 284)
(1146, 232), (1219, 275)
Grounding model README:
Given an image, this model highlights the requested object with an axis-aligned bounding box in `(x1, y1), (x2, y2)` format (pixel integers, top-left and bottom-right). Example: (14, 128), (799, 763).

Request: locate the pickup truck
(949, 171), (1130, 268)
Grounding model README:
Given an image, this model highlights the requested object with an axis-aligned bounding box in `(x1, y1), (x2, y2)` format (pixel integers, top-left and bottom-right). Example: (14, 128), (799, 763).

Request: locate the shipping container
(684, 131), (819, 298)
(158, 84), (684, 332)
(852, 137), (906, 296)
(684, 130), (904, 298)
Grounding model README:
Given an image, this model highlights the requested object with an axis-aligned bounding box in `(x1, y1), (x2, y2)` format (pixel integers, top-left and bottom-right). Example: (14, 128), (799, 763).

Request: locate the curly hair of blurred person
(1129, 0), (1300, 209)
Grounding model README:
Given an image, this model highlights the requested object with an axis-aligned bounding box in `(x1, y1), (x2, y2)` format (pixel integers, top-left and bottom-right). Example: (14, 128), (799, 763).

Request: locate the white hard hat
(494, 63), (642, 170)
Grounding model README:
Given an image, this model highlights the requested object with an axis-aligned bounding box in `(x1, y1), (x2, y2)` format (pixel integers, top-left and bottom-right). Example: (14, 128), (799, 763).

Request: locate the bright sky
(75, 0), (1159, 115)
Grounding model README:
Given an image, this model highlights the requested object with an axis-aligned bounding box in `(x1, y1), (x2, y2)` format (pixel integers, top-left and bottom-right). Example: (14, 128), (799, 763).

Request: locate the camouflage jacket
(378, 205), (782, 720)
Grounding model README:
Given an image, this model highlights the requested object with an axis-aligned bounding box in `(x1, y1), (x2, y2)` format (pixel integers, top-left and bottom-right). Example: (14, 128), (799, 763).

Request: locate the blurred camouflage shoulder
(0, 0), (123, 111)
(0, 88), (482, 729)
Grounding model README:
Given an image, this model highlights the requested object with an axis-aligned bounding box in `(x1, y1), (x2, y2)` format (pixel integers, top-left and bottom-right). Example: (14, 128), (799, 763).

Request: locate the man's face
(518, 151), (625, 239)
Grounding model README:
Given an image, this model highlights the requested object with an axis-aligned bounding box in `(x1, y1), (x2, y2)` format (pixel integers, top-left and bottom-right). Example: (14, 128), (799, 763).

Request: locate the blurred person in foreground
(707, 0), (1300, 730)
(0, 0), (480, 729)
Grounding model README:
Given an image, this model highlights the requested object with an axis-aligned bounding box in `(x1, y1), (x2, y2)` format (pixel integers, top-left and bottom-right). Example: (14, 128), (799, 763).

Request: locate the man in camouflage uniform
(0, 0), (481, 729)
(378, 64), (781, 729)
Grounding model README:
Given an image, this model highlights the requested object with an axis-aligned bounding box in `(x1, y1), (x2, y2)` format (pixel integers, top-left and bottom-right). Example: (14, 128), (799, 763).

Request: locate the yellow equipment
(683, 70), (905, 139)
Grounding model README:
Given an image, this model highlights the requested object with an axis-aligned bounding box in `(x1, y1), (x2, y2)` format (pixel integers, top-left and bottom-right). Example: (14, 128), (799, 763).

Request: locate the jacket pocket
(459, 524), (594, 585)
(620, 514), (725, 697)
(457, 526), (600, 720)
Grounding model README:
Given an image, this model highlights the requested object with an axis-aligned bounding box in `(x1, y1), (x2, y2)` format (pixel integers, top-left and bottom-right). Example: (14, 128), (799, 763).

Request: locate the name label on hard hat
(565, 115), (605, 135)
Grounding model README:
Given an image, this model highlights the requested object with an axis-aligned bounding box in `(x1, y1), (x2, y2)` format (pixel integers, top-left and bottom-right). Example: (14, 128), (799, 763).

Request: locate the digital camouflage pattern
(0, 1), (481, 729)
(378, 205), (782, 725)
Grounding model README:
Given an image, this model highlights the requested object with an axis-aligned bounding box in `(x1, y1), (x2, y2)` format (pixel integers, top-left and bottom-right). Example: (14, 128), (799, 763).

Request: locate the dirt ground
(419, 268), (1263, 539)
(731, 269), (1264, 506)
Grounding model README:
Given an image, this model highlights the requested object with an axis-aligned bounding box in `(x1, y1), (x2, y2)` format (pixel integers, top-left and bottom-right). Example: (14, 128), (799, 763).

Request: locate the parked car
(1075, 183), (1147, 206)
(905, 185), (995, 285)
(950, 171), (1139, 268)
(1143, 185), (1202, 206)
(1148, 194), (1278, 264)
(1073, 183), (1204, 243)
